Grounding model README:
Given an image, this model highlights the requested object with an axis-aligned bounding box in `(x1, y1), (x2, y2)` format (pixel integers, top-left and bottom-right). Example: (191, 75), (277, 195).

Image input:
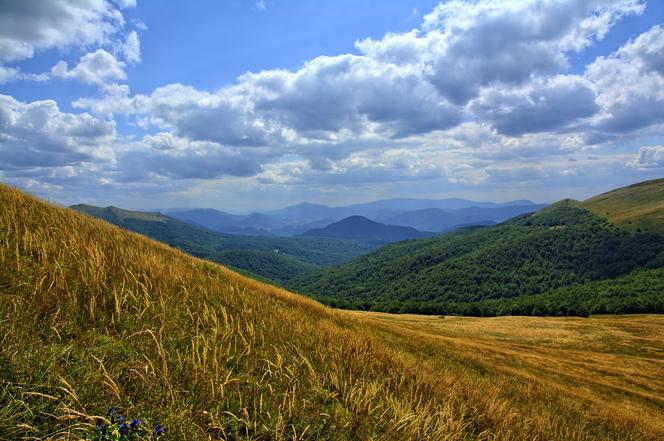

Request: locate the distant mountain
(166, 207), (335, 236)
(71, 204), (376, 283)
(301, 216), (434, 244)
(266, 198), (541, 224)
(163, 198), (544, 237)
(164, 208), (245, 230)
(165, 208), (277, 236)
(289, 179), (664, 317)
(266, 202), (334, 222)
(383, 204), (546, 232)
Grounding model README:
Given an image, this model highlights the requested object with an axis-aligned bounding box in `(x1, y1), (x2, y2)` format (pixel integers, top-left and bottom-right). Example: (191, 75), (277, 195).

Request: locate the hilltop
(2, 184), (664, 439)
(301, 215), (434, 244)
(578, 178), (664, 234)
(290, 180), (664, 316)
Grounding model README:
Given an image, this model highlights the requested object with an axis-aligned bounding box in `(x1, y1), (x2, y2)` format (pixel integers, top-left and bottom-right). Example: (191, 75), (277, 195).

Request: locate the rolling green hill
(289, 181), (664, 316)
(578, 178), (664, 234)
(71, 204), (374, 283)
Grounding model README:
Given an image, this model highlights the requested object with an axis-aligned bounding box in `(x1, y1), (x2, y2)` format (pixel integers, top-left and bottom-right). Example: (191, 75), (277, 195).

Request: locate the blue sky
(1, 0), (664, 212)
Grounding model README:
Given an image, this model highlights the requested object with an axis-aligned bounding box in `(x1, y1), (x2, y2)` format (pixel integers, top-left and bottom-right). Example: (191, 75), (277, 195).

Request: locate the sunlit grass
(580, 177), (664, 233)
(1, 183), (662, 440)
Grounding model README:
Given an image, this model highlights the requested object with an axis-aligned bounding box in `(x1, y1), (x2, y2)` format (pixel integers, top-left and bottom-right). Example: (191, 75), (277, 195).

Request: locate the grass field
(351, 311), (664, 438)
(1, 183), (663, 440)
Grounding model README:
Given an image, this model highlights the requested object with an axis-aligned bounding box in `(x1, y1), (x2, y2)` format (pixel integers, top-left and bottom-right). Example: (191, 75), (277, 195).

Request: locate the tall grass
(0, 184), (661, 440)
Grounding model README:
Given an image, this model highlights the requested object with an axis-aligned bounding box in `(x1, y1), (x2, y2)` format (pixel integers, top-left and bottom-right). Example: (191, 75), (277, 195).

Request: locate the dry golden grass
(579, 178), (664, 233)
(1, 183), (663, 440)
(351, 312), (664, 436)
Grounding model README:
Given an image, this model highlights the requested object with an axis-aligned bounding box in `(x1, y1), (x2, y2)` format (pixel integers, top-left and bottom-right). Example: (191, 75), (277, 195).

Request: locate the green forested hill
(289, 199), (664, 316)
(70, 204), (374, 283)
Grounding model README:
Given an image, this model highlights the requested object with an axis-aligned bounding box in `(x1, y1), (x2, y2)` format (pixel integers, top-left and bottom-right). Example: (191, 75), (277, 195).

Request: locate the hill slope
(1, 184), (663, 439)
(289, 188), (664, 316)
(579, 178), (664, 234)
(301, 215), (433, 243)
(71, 204), (374, 283)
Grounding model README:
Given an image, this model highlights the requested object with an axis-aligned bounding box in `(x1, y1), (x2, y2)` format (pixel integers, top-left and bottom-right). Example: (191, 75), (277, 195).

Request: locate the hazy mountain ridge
(165, 198), (544, 236)
(381, 204), (546, 232)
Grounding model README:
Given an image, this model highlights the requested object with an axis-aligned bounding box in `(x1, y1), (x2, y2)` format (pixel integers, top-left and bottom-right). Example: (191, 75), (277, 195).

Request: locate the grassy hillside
(2, 184), (663, 439)
(579, 178), (664, 234)
(289, 202), (664, 315)
(71, 204), (374, 283)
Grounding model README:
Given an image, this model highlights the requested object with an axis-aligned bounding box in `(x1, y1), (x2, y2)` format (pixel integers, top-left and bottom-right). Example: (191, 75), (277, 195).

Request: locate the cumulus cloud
(420, 0), (644, 105)
(0, 0), (133, 62)
(258, 149), (444, 186)
(73, 83), (136, 116)
(116, 133), (267, 181)
(51, 49), (127, 85)
(4, 0), (663, 207)
(587, 25), (664, 134)
(473, 76), (599, 136)
(628, 145), (664, 169)
(0, 64), (20, 84)
(0, 94), (115, 170)
(117, 30), (141, 63)
(76, 0), (649, 150)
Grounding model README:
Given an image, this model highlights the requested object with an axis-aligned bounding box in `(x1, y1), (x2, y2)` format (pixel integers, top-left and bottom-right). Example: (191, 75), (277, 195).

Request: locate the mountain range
(165, 198), (544, 236)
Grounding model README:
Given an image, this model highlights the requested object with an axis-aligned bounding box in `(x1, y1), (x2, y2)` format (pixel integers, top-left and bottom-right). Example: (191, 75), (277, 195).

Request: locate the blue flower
(152, 422), (164, 438)
(130, 418), (141, 432)
(119, 422), (129, 435)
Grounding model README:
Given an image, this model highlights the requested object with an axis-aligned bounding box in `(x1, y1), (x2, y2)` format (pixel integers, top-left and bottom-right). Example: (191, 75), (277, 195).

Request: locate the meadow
(1, 184), (663, 440)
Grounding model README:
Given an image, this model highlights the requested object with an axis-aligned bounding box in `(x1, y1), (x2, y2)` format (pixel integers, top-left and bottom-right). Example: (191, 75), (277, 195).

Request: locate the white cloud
(117, 30), (141, 63)
(0, 0), (132, 62)
(0, 65), (20, 84)
(0, 94), (115, 170)
(628, 145), (664, 169)
(587, 25), (664, 134)
(73, 83), (136, 116)
(418, 0), (644, 105)
(51, 49), (127, 85)
(4, 0), (663, 208)
(472, 75), (599, 136)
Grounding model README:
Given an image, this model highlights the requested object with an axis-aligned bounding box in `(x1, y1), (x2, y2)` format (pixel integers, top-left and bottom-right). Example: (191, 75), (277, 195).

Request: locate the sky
(1, 0), (664, 213)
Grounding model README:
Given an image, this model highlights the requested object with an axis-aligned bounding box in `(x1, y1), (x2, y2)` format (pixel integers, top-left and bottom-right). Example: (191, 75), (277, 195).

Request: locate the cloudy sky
(1, 0), (663, 212)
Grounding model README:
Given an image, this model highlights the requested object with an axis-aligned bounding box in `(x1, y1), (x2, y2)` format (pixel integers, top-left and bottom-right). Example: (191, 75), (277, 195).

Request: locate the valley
(1, 184), (663, 440)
